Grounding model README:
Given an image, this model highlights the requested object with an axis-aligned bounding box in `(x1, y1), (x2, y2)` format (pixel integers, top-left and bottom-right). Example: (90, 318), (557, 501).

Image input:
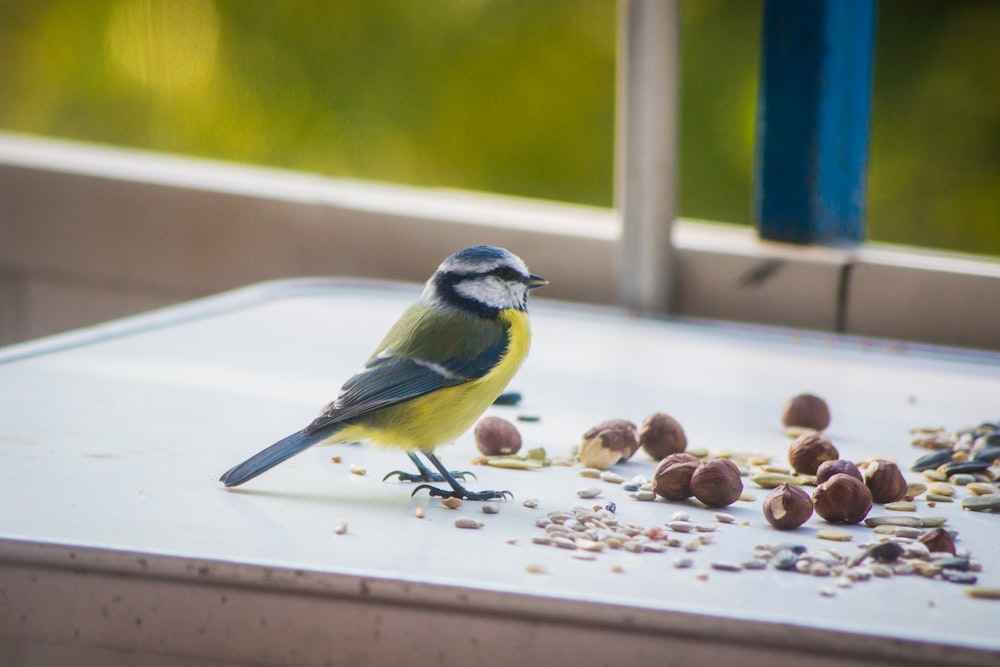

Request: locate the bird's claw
(411, 484), (512, 501)
(383, 469), (476, 483)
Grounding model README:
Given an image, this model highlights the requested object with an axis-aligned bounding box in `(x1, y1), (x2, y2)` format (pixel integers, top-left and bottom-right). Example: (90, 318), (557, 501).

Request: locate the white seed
(348, 464), (366, 476)
(673, 557), (694, 569)
(629, 491), (657, 501)
(671, 511), (690, 522)
(454, 518), (485, 529)
(441, 497), (463, 510)
(668, 520), (694, 533)
(695, 524), (717, 533)
(482, 502), (501, 515)
(714, 512), (736, 524)
(525, 563), (548, 574)
(522, 498), (540, 508)
(579, 468), (603, 479)
(334, 520), (348, 535)
(531, 536), (553, 546)
(414, 506), (426, 519)
(816, 529), (853, 542)
(600, 471), (625, 484)
(576, 487), (602, 499)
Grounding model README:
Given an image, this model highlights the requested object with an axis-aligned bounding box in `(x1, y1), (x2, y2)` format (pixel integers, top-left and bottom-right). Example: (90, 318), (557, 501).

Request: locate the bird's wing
(304, 305), (508, 436)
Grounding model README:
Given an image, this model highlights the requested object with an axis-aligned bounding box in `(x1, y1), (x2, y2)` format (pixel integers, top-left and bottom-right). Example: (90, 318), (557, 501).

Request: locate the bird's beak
(526, 274), (548, 289)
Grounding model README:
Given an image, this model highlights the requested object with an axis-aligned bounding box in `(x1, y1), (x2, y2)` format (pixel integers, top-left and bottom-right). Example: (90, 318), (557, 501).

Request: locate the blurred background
(1, 0), (998, 256)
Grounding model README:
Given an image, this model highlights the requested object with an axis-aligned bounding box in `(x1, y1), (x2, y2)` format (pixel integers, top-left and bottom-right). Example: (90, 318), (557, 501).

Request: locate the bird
(219, 245), (547, 501)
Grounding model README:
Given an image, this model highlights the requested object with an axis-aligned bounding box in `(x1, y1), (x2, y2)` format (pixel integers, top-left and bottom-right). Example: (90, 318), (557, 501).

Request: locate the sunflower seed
(961, 495), (1000, 511)
(441, 497), (463, 510)
(455, 518), (485, 529)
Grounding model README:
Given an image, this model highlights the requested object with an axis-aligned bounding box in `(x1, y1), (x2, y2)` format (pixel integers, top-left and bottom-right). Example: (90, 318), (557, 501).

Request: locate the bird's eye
(496, 266), (518, 282)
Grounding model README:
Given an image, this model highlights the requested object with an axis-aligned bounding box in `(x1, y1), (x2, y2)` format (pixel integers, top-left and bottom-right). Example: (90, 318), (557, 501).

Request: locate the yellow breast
(336, 308), (531, 451)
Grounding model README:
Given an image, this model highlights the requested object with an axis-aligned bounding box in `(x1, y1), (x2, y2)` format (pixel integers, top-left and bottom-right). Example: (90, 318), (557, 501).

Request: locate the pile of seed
(910, 421), (1000, 512)
(529, 505), (727, 560)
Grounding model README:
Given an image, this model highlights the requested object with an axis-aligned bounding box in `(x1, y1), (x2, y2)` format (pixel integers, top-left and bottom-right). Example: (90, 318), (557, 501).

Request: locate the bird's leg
(412, 451), (512, 501)
(383, 451), (477, 484)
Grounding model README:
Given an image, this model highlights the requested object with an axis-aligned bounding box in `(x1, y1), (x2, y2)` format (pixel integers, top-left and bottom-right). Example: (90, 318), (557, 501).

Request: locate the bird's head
(422, 245), (547, 317)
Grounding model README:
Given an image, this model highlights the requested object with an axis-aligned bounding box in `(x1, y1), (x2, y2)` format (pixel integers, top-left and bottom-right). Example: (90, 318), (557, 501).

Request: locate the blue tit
(219, 245), (547, 501)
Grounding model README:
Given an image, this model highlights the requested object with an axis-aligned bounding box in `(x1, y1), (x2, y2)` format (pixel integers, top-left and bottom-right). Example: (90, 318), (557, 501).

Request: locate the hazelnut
(918, 527), (956, 555)
(781, 393), (831, 431)
(690, 459), (743, 508)
(863, 459), (908, 504)
(474, 416), (522, 456)
(812, 473), (872, 524)
(578, 419), (639, 470)
(652, 453), (700, 500)
(639, 412), (687, 460)
(815, 459), (863, 486)
(762, 483), (813, 530)
(788, 431), (839, 475)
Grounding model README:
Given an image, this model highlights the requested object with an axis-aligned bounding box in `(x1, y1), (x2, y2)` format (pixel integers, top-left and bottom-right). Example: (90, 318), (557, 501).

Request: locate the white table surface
(1, 279), (998, 666)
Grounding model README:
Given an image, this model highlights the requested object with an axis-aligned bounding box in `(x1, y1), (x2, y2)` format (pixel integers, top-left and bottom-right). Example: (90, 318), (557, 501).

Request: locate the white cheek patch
(454, 277), (526, 310)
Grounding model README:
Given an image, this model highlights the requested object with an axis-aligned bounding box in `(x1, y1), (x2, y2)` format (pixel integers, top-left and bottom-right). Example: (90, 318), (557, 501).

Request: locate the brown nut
(815, 459), (863, 486)
(863, 459), (908, 504)
(652, 453), (701, 500)
(918, 527), (956, 555)
(578, 419), (639, 470)
(788, 431), (839, 475)
(638, 412), (687, 460)
(474, 416), (522, 456)
(812, 473), (872, 524)
(781, 393), (831, 431)
(763, 483), (814, 530)
(690, 459), (743, 508)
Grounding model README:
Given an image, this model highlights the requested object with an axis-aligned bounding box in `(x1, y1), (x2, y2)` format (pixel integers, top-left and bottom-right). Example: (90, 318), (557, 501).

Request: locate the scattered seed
(742, 559), (768, 570)
(455, 518), (485, 529)
(714, 512), (736, 524)
(671, 511), (690, 522)
(711, 561), (742, 572)
(577, 487), (602, 499)
(695, 524), (718, 533)
(684, 538), (701, 552)
(864, 516), (922, 528)
(739, 491), (757, 502)
(905, 482), (927, 497)
(482, 502), (501, 514)
(579, 468), (603, 479)
(553, 537), (577, 550)
(600, 471), (625, 484)
(949, 473), (976, 486)
(884, 501), (917, 512)
(349, 464), (366, 476)
(926, 482), (954, 497)
(920, 516), (949, 527)
(441, 497), (463, 510)
(817, 529), (853, 542)
(966, 586), (1000, 600)
(966, 483), (998, 496)
(414, 506), (426, 519)
(750, 472), (800, 489)
(694, 570), (710, 581)
(629, 490), (656, 501)
(332, 455), (342, 464)
(334, 520), (348, 535)
(522, 498), (539, 509)
(611, 564), (625, 573)
(925, 494), (953, 503)
(531, 536), (553, 545)
(673, 557), (694, 569)
(525, 563), (548, 574)
(961, 495), (1000, 512)
(668, 520), (694, 533)
(819, 587), (837, 598)
(873, 525), (921, 538)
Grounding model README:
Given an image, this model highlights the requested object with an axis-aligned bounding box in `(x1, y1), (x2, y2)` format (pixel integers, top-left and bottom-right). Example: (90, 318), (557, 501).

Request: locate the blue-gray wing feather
(304, 340), (506, 435)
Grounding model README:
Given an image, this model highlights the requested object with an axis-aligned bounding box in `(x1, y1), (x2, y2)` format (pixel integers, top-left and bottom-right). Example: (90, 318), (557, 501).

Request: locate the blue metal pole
(754, 0), (876, 245)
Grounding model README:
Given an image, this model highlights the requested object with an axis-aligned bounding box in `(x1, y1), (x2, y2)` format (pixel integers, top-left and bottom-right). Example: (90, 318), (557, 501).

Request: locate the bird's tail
(219, 429), (322, 487)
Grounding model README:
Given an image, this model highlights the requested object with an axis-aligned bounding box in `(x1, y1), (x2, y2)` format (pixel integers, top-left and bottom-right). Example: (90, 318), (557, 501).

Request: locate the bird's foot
(411, 484), (512, 502)
(383, 469), (476, 483)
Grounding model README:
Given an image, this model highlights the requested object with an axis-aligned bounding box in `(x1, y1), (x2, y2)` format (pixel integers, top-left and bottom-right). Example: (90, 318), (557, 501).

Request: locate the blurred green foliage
(1, 0), (997, 256)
